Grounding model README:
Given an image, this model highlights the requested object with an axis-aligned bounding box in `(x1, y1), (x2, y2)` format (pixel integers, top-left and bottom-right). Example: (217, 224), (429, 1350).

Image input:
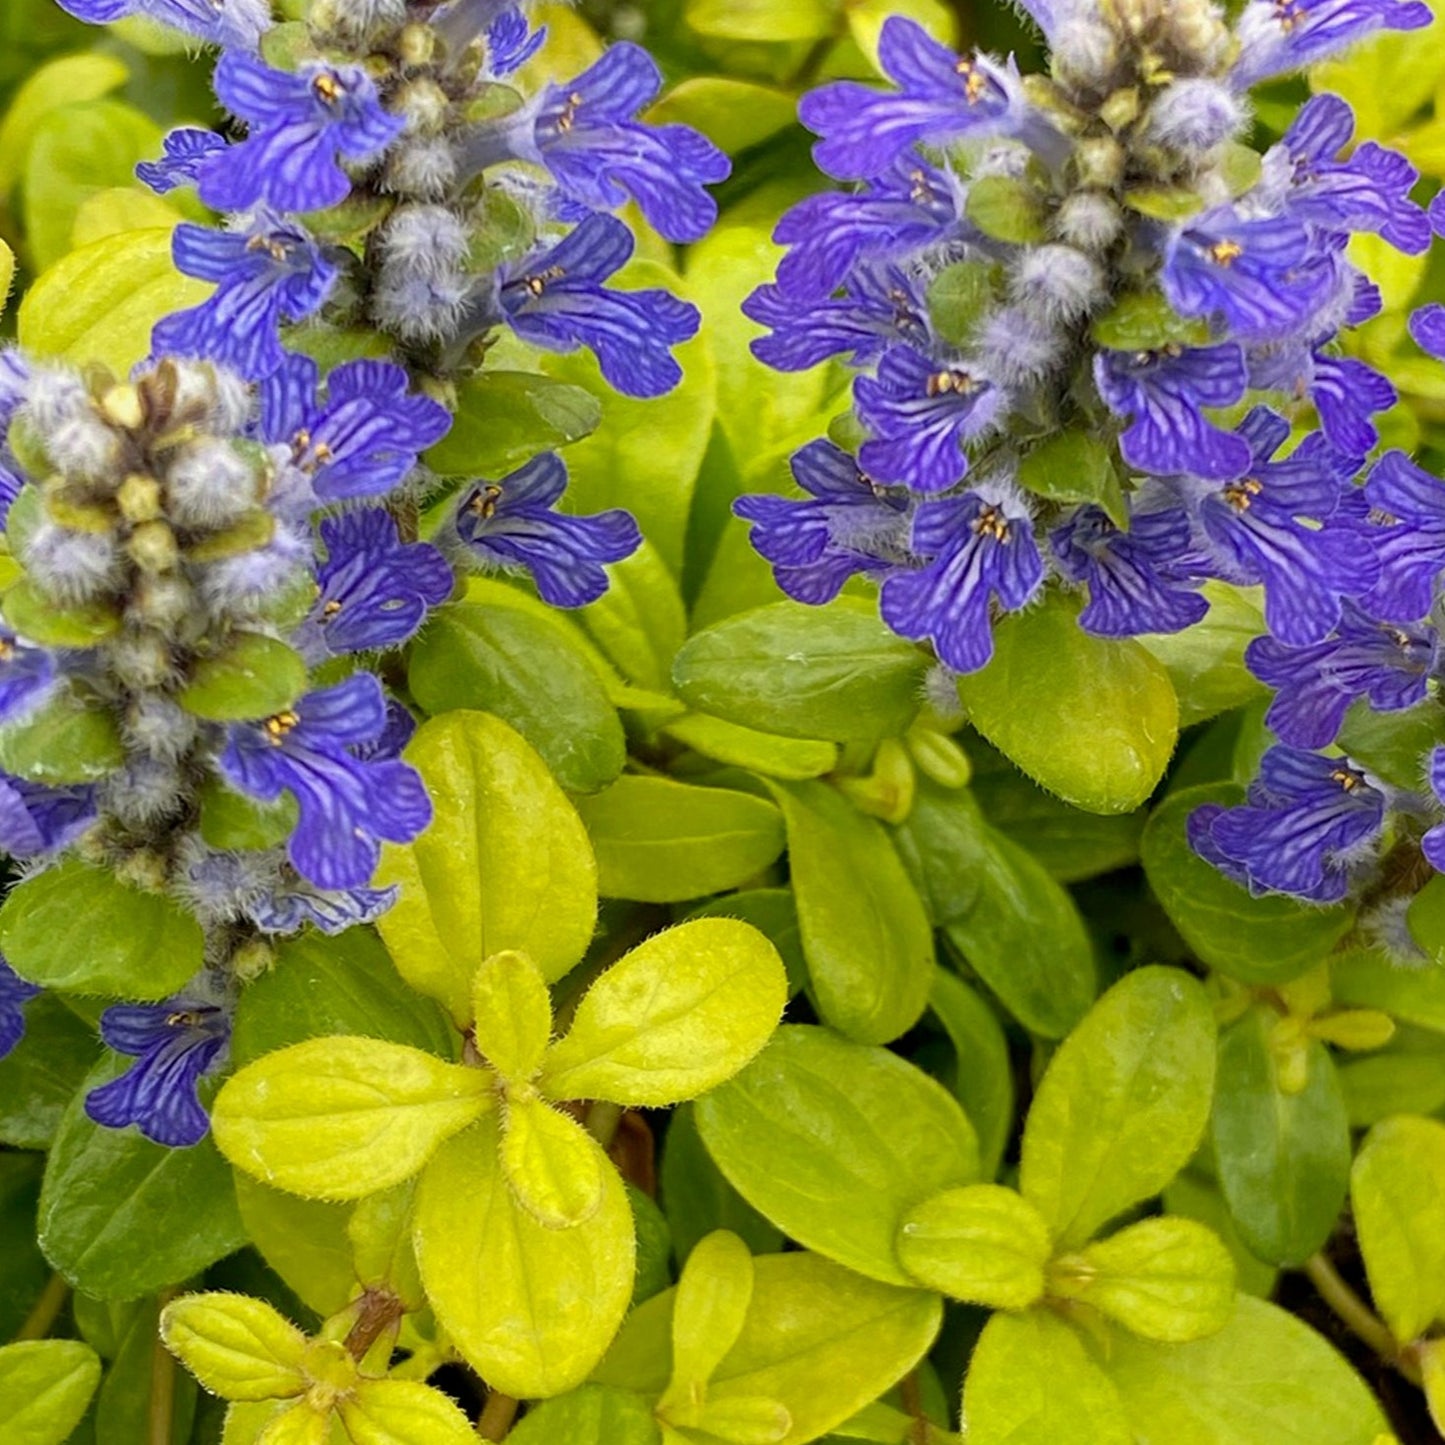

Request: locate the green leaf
(1090, 292), (1211, 350)
(665, 1231), (756, 1399)
(577, 542), (688, 696)
(89, 1293), (198, 1445)
(349, 1183), (424, 1310)
(212, 1038), (493, 1201)
(961, 1309), (1130, 1445)
(0, 994), (98, 1147)
(1141, 784), (1355, 984)
(594, 1251), (943, 1445)
(767, 779), (933, 1045)
(38, 1057), (247, 1298)
(1101, 1296), (1387, 1444)
(1020, 967), (1216, 1249)
(927, 970), (1014, 1180)
(1018, 432), (1126, 526)
(3, 578), (119, 646)
(0, 1340), (102, 1445)
(926, 261), (997, 348)
(233, 1175), (356, 1320)
(337, 1378), (479, 1445)
(956, 594), (1178, 815)
(1211, 1009), (1350, 1267)
(573, 776), (785, 904)
(177, 633), (308, 722)
(684, 0), (839, 40)
(0, 238), (13, 320)
(0, 1156), (48, 1343)
(415, 1111), (635, 1398)
(1350, 1115), (1445, 1344)
(198, 775), (299, 851)
(501, 1096), (606, 1229)
(408, 604), (625, 795)
(695, 1026), (978, 1285)
(472, 949), (552, 1083)
(674, 600), (927, 743)
(896, 1185), (1051, 1308)
(966, 175), (1050, 244)
(159, 1294), (306, 1402)
(424, 372), (597, 477)
(0, 859), (202, 997)
(506, 1385), (661, 1445)
(0, 687), (124, 784)
(540, 918), (786, 1107)
(1163, 1173), (1279, 1300)
(375, 711), (598, 1022)
(230, 930), (456, 1067)
(0, 52), (128, 197)
(1052, 1217), (1236, 1342)
(662, 713), (838, 782)
(646, 78), (796, 156)
(18, 229), (210, 375)
(1137, 583), (1268, 727)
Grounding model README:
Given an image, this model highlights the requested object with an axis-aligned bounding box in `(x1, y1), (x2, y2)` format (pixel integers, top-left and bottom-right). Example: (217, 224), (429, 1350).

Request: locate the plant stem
(149, 1325), (177, 1445)
(584, 1099), (624, 1150)
(13, 1274), (69, 1342)
(477, 1390), (519, 1440)
(1304, 1253), (1423, 1386)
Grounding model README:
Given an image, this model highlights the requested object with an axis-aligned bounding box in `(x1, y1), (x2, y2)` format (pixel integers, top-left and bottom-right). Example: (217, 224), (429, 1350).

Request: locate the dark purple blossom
(799, 17), (1034, 180)
(1051, 504), (1209, 637)
(1247, 603), (1436, 748)
(218, 674), (432, 892)
(0, 630), (57, 724)
(879, 484), (1044, 675)
(296, 509), (453, 658)
(1232, 0), (1432, 88)
(453, 452), (641, 609)
(136, 128), (228, 195)
(1248, 341), (1396, 463)
(1189, 747), (1387, 902)
(249, 880), (400, 936)
(486, 7), (546, 76)
(202, 54), (403, 215)
(85, 998), (229, 1148)
(1095, 344), (1251, 481)
(733, 439), (912, 605)
(0, 959), (41, 1061)
(1424, 749), (1445, 874)
(500, 214), (700, 398)
(0, 774), (95, 857)
(1359, 449), (1445, 623)
(1411, 303), (1445, 362)
(153, 214), (336, 380)
(54, 0), (270, 49)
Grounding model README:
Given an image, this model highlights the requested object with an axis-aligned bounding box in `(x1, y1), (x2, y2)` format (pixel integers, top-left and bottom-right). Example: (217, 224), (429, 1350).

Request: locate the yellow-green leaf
(0, 1339), (102, 1445)
(337, 1378), (478, 1445)
(159, 1293), (307, 1402)
(500, 1095), (607, 1229)
(472, 949), (553, 1083)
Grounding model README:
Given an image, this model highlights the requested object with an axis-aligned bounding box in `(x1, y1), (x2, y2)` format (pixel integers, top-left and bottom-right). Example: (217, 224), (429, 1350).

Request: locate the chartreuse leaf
(4, 577), (119, 645)
(233, 1176), (356, 1320)
(1049, 1217), (1236, 1342)
(663, 1232), (756, 1401)
(501, 1096), (607, 1229)
(673, 600), (928, 743)
(177, 633), (308, 722)
(0, 1339), (102, 1445)
(375, 711), (598, 1022)
(472, 949), (552, 1083)
(211, 1038), (494, 1201)
(0, 238), (14, 318)
(684, 0), (839, 41)
(1137, 582), (1268, 727)
(573, 777), (785, 904)
(1350, 1115), (1445, 1344)
(349, 1183), (424, 1310)
(961, 1309), (1130, 1445)
(927, 970), (1014, 1179)
(506, 1385), (660, 1445)
(769, 780), (933, 1046)
(540, 918), (786, 1107)
(645, 78), (795, 156)
(336, 1378), (479, 1444)
(0, 52), (128, 197)
(414, 1111), (635, 1398)
(1424, 1341), (1445, 1437)
(1019, 967), (1216, 1249)
(594, 1251), (943, 1445)
(956, 592), (1178, 814)
(159, 1294), (306, 1402)
(662, 713), (838, 782)
(0, 687), (124, 784)
(1017, 431), (1126, 526)
(578, 542), (687, 696)
(1101, 1296), (1387, 1444)
(1142, 785), (1355, 984)
(424, 372), (599, 477)
(91, 1292), (199, 1444)
(39, 1056), (247, 1298)
(895, 1185), (1051, 1309)
(199, 775), (299, 851)
(696, 1026), (979, 1285)
(1211, 1008), (1350, 1267)
(0, 859), (202, 998)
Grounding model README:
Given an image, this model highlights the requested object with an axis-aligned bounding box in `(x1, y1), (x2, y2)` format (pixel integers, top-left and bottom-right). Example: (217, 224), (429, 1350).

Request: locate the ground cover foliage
(1, 0), (1445, 1441)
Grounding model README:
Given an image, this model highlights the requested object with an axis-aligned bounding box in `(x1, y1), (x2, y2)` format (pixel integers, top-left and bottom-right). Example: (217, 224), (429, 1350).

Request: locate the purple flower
(1246, 603), (1436, 748)
(54, 0), (270, 49)
(1094, 344), (1251, 481)
(1358, 449), (1445, 623)
(1161, 208), (1325, 341)
(1247, 340), (1396, 463)
(0, 959), (41, 1061)
(295, 509), (453, 658)
(799, 17), (1035, 180)
(733, 439), (912, 605)
(0, 630), (57, 724)
(1232, 0), (1432, 88)
(453, 452), (640, 608)
(500, 214), (700, 398)
(1051, 503), (1209, 637)
(249, 880), (400, 935)
(153, 213), (336, 380)
(261, 354), (452, 502)
(85, 998), (230, 1148)
(486, 7), (546, 76)
(772, 159), (962, 301)
(855, 347), (1004, 494)
(201, 54), (403, 215)
(1424, 748), (1445, 873)
(529, 45), (729, 243)
(1411, 303), (1445, 362)
(1189, 747), (1386, 902)
(136, 128), (228, 195)
(879, 483), (1044, 675)
(0, 773), (95, 858)
(218, 674), (432, 892)
(1188, 408), (1379, 646)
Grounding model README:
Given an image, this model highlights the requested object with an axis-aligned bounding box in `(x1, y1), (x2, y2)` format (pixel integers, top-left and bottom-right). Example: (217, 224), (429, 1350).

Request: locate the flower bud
(128, 520), (181, 575)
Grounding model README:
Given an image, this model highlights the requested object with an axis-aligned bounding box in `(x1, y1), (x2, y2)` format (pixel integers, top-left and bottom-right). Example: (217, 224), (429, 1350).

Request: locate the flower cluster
(735, 1), (1430, 678)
